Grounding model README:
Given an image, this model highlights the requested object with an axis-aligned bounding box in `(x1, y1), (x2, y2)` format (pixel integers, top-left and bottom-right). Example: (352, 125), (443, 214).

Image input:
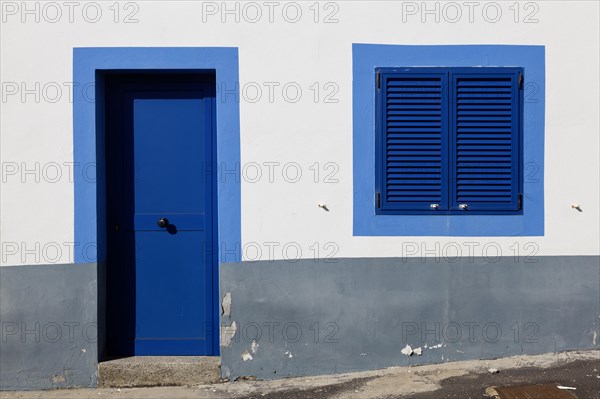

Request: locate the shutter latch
(376, 71), (381, 90)
(376, 192), (381, 208)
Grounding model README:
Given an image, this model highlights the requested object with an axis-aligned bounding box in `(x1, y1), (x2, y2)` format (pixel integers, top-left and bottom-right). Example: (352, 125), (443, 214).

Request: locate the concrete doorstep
(98, 356), (221, 388)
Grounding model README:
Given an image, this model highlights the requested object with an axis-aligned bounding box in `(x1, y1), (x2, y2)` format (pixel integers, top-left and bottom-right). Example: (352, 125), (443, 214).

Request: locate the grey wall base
(219, 256), (600, 380)
(2, 257), (598, 389)
(0, 263), (98, 390)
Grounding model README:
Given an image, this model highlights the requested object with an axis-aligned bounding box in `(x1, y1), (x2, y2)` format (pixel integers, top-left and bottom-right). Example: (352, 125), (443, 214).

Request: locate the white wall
(1, 1), (598, 266)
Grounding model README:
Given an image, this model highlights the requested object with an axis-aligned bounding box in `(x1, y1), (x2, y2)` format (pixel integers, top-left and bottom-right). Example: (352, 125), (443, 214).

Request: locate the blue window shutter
(377, 70), (449, 212)
(449, 69), (522, 212)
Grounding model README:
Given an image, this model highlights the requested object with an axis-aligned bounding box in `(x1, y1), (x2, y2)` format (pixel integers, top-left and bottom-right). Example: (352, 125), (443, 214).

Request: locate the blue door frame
(73, 48), (242, 359)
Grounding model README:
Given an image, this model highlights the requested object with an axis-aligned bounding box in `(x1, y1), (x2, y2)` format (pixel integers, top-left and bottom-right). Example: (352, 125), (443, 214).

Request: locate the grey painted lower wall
(219, 256), (600, 380)
(2, 257), (598, 389)
(0, 263), (98, 390)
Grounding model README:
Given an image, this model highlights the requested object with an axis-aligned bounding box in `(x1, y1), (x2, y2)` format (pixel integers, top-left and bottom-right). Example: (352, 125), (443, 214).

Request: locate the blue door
(105, 73), (217, 356)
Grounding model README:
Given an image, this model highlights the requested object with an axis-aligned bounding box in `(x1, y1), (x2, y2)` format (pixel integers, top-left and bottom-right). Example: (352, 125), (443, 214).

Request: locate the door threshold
(98, 356), (221, 388)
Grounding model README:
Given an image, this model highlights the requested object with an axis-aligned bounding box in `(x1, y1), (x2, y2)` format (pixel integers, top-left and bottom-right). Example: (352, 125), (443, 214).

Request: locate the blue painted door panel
(135, 231), (210, 354)
(133, 99), (206, 215)
(105, 74), (216, 356)
(133, 96), (212, 355)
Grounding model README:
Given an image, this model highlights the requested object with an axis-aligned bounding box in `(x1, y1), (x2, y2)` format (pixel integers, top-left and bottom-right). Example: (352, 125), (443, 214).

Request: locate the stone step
(98, 356), (221, 388)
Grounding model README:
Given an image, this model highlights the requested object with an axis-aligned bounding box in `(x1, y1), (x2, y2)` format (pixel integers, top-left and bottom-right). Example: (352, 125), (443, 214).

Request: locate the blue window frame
(376, 67), (523, 215)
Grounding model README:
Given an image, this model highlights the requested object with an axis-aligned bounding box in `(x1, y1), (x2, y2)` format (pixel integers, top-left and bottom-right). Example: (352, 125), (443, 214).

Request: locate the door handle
(157, 218), (169, 228)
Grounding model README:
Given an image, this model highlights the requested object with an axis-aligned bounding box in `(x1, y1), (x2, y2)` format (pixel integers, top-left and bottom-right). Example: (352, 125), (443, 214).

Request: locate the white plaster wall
(1, 1), (598, 265)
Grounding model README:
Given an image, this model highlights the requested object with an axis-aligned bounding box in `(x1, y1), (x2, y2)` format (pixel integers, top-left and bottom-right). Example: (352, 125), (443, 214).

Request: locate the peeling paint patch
(51, 374), (65, 384)
(401, 345), (413, 356)
(251, 340), (259, 354)
(593, 331), (597, 346)
(220, 321), (237, 347)
(221, 293), (232, 317)
(241, 351), (253, 361)
(414, 347), (422, 356)
(284, 351), (293, 358)
(222, 365), (231, 379)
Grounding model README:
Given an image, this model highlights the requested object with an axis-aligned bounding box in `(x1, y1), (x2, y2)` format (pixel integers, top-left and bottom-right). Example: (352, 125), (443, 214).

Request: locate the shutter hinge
(518, 73), (524, 90)
(376, 192), (381, 208)
(376, 71), (381, 90)
(518, 193), (523, 210)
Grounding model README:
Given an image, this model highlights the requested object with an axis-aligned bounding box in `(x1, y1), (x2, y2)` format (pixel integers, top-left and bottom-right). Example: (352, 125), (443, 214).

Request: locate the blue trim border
(73, 47), (241, 262)
(353, 44), (545, 236)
